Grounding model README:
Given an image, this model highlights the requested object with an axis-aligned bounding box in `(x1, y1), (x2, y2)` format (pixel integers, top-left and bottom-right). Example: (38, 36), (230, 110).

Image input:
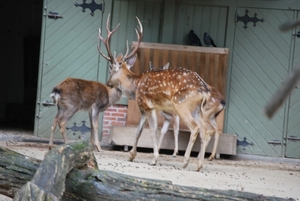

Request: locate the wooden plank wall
(127, 42), (229, 131)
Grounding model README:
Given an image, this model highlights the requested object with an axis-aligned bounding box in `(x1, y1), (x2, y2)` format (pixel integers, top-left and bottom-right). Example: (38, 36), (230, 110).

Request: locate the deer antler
(123, 16), (143, 60)
(97, 13), (120, 64)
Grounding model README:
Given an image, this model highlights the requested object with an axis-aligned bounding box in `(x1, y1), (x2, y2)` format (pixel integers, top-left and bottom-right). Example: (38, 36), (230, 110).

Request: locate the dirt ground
(0, 130), (300, 200)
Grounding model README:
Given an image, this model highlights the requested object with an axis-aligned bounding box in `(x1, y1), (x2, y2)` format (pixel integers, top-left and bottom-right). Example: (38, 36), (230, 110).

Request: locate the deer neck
(118, 67), (141, 100)
(107, 87), (122, 105)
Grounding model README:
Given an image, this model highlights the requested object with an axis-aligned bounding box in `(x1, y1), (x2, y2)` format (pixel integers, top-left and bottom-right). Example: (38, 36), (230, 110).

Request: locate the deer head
(97, 14), (143, 94)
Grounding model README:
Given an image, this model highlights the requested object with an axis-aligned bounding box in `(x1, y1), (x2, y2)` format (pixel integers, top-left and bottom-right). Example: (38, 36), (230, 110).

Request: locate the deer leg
(175, 107), (199, 169)
(157, 112), (171, 153)
(49, 118), (58, 149)
(56, 109), (77, 147)
(49, 109), (66, 149)
(57, 121), (68, 144)
(146, 109), (159, 166)
(208, 131), (219, 161)
(197, 121), (213, 159)
(129, 109), (147, 162)
(182, 123), (199, 169)
(172, 114), (180, 157)
(89, 109), (101, 152)
(197, 132), (211, 171)
(208, 118), (220, 161)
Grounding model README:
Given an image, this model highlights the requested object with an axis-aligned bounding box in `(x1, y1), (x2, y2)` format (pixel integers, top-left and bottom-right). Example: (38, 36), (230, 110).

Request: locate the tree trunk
(0, 142), (292, 201)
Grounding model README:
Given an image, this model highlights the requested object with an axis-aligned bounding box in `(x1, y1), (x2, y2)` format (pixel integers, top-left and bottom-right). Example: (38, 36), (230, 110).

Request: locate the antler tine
(97, 13), (120, 64)
(124, 16), (143, 60)
(97, 28), (111, 61)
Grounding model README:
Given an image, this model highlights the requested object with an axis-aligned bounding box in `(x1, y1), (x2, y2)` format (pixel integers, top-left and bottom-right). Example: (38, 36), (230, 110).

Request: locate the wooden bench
(109, 42), (236, 156)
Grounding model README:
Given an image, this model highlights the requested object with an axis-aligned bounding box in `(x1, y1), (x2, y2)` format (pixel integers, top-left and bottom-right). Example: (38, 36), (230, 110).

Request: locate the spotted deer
(149, 62), (226, 160)
(49, 78), (122, 151)
(98, 14), (212, 171)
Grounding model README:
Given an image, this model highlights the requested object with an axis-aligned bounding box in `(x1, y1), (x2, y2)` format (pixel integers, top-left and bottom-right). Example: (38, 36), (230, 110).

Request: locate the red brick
(114, 105), (127, 109)
(117, 118), (127, 122)
(104, 111), (111, 115)
(111, 113), (125, 117)
(117, 109), (128, 113)
(104, 117), (117, 121)
(106, 108), (117, 112)
(111, 121), (125, 126)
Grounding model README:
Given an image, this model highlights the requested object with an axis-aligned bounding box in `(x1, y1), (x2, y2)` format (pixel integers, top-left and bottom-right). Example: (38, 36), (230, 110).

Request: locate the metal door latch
(47, 11), (63, 19)
(42, 100), (55, 107)
(287, 136), (300, 142)
(293, 31), (300, 38)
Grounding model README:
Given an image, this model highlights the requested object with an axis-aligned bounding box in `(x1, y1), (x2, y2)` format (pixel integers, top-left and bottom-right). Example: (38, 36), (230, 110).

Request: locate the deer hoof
(208, 156), (214, 161)
(182, 158), (189, 169)
(94, 145), (102, 152)
(196, 165), (203, 172)
(148, 162), (156, 166)
(128, 155), (134, 162)
(129, 151), (136, 162)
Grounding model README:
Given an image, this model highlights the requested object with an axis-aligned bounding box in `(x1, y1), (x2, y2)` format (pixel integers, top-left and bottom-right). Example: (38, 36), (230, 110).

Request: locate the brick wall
(102, 104), (128, 143)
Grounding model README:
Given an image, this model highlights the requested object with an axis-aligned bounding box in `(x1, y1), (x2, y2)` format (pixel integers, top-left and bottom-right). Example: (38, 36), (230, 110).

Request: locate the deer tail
(200, 91), (210, 113)
(50, 87), (61, 106)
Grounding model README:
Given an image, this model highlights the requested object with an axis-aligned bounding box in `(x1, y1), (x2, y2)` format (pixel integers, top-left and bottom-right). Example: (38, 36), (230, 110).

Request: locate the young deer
(49, 78), (122, 151)
(150, 62), (226, 160)
(98, 15), (211, 171)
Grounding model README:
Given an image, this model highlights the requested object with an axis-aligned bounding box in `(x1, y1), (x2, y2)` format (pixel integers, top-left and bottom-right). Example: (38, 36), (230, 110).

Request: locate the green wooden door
(173, 2), (228, 47)
(110, 0), (163, 54)
(35, 0), (105, 140)
(286, 12), (300, 158)
(227, 8), (296, 157)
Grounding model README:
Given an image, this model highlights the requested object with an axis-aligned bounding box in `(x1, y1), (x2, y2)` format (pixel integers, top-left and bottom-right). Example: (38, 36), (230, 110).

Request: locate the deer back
(52, 78), (114, 111)
(135, 67), (211, 111)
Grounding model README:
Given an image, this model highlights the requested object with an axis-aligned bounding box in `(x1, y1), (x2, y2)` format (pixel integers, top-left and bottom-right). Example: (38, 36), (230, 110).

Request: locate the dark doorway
(0, 1), (43, 130)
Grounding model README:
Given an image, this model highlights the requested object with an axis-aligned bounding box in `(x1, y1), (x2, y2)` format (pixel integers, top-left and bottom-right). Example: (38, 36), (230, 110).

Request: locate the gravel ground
(0, 128), (299, 200)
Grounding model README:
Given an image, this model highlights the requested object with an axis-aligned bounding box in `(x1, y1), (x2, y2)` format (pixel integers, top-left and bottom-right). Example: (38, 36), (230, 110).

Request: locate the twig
(264, 62), (300, 118)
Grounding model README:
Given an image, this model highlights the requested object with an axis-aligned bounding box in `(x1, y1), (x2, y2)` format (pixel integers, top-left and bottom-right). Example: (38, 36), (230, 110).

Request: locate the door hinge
(74, 0), (103, 16)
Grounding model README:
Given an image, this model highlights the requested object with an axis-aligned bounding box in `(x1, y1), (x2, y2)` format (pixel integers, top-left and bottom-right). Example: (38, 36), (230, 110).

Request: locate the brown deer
(49, 78), (122, 151)
(149, 62), (226, 160)
(98, 14), (212, 171)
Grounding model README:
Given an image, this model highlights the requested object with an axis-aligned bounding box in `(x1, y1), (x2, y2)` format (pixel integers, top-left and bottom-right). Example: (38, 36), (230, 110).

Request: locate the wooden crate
(110, 126), (237, 156)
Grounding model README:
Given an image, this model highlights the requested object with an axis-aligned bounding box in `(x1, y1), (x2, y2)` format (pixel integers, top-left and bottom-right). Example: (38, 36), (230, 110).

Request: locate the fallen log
(0, 142), (294, 201)
(13, 140), (97, 201)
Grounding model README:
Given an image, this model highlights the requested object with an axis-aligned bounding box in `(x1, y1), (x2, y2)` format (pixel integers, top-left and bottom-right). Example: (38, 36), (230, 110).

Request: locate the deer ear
(125, 53), (137, 69)
(162, 62), (170, 70)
